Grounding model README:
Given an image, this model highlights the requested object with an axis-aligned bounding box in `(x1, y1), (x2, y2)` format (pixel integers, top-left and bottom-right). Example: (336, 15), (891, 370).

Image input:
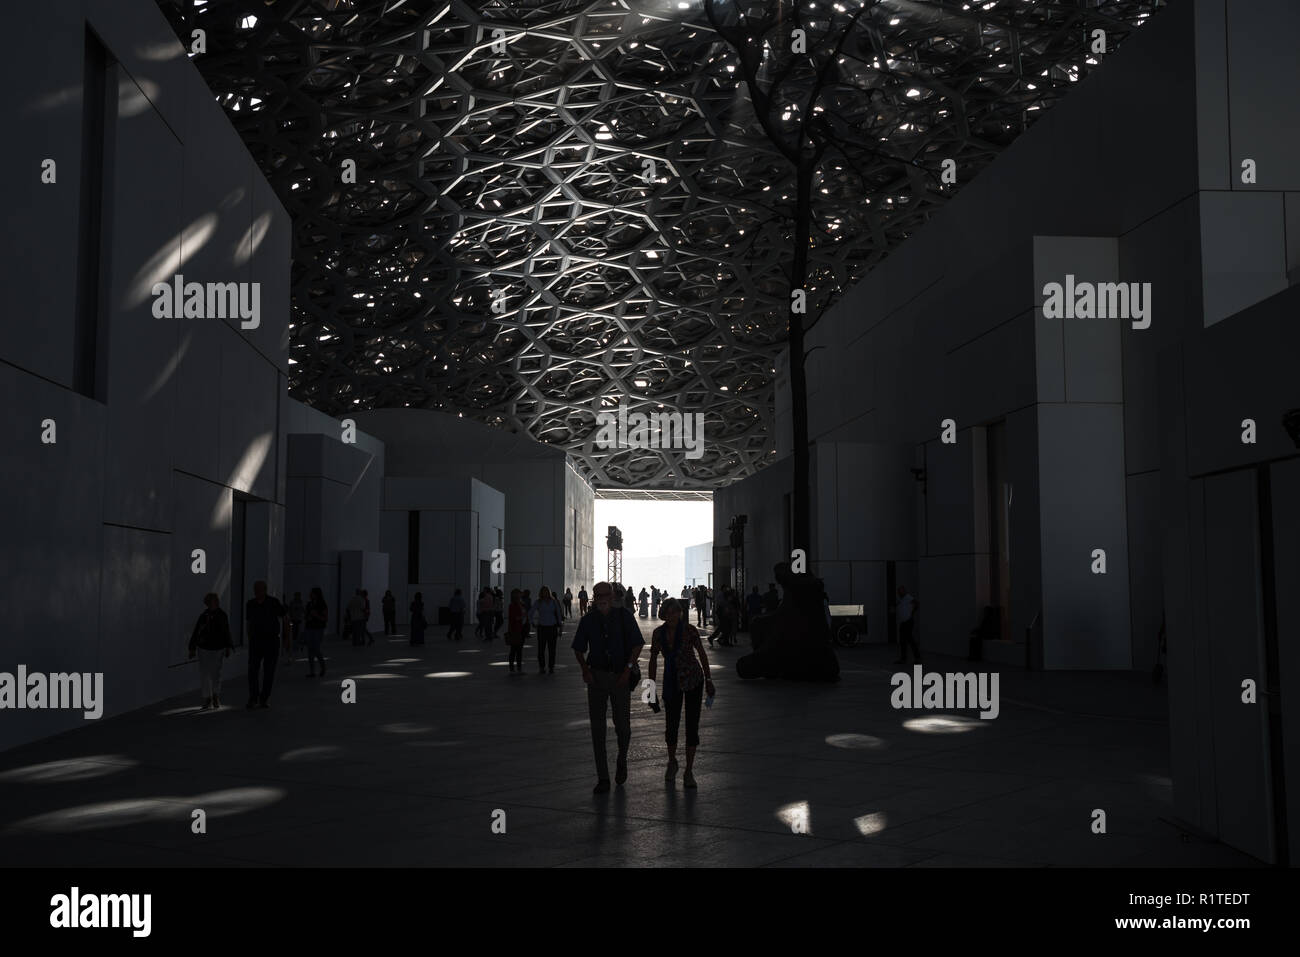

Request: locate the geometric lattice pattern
(156, 0), (1163, 489)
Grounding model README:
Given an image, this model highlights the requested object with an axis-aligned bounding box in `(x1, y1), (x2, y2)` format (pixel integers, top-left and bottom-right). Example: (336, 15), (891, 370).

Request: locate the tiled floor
(0, 619), (1260, 867)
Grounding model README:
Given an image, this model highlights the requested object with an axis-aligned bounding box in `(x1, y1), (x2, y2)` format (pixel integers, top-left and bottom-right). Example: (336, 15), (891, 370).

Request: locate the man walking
(572, 581), (644, 793)
(246, 581), (287, 709)
(448, 588), (465, 640)
(578, 586), (588, 616)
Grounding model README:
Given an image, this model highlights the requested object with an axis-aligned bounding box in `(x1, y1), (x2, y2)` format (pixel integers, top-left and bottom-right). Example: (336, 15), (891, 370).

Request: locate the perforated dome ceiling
(158, 0), (1162, 489)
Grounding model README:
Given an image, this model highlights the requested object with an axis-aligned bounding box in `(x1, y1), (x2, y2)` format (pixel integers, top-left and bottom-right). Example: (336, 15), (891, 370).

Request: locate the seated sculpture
(737, 562), (840, 682)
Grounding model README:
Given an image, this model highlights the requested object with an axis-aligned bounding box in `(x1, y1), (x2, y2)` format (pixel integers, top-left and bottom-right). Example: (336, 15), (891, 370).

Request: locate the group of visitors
(186, 571), (922, 797)
(500, 585), (568, 673)
(186, 580), (333, 711)
(187, 581), (395, 710)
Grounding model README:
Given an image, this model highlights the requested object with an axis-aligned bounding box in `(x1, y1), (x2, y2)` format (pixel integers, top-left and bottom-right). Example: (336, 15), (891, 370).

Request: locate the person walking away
(534, 586), (563, 674)
(362, 589), (374, 645)
(507, 589), (526, 674)
(448, 588), (465, 641)
(304, 587), (328, 677)
(563, 587), (574, 619)
(895, 586), (922, 665)
(492, 587), (504, 638)
(410, 592), (427, 646)
(707, 589), (729, 646)
(724, 588), (741, 645)
(346, 590), (367, 646)
(189, 592), (233, 709)
(476, 588), (493, 639)
(571, 582), (644, 793)
(578, 586), (589, 615)
(382, 589), (397, 636)
(246, 581), (286, 709)
(745, 586), (762, 632)
(648, 598), (713, 788)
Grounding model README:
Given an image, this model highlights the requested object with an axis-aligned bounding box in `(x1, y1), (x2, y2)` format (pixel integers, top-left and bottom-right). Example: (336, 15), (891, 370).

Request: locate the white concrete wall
(565, 461), (595, 596)
(684, 541), (713, 588)
(283, 413), (386, 635)
(0, 0), (289, 750)
(1159, 281), (1300, 864)
(353, 408), (593, 598)
(768, 0), (1299, 862)
(379, 475), (505, 626)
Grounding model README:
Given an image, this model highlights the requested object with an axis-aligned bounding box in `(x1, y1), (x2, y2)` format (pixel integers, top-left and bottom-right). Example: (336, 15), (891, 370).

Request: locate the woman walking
(648, 598), (714, 788)
(533, 586), (563, 675)
(304, 586), (328, 677)
(506, 589), (526, 674)
(188, 593), (233, 709)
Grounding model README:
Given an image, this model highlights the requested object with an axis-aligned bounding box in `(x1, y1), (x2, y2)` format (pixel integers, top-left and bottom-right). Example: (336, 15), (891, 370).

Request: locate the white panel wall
(0, 0), (291, 749)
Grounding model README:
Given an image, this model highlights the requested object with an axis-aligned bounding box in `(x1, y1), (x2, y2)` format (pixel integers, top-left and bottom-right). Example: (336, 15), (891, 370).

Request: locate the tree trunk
(788, 155), (813, 559)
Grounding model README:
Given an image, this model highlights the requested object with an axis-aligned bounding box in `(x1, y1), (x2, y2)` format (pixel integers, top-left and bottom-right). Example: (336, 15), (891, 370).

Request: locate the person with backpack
(571, 581), (645, 793)
(648, 598), (713, 788)
(188, 592), (233, 709)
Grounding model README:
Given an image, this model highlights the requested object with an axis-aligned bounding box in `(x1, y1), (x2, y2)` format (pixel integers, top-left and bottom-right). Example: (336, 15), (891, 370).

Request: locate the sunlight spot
(854, 811), (888, 836)
(10, 786), (284, 833)
(825, 733), (887, 750)
(380, 723), (434, 734)
(902, 715), (981, 734)
(0, 756), (138, 784)
(776, 801), (812, 835)
(280, 746), (340, 762)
